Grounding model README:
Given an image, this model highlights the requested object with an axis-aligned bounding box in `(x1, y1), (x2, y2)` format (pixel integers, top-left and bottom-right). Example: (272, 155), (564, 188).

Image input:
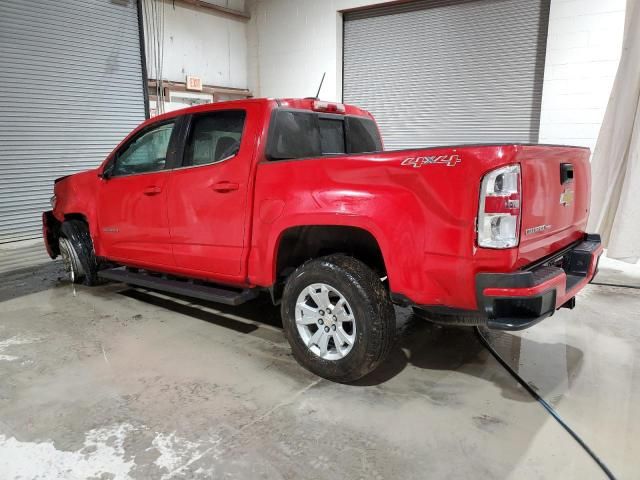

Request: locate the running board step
(98, 267), (258, 306)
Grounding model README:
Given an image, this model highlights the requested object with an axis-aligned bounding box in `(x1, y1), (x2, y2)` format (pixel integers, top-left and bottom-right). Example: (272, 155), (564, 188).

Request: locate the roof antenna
(315, 72), (326, 99)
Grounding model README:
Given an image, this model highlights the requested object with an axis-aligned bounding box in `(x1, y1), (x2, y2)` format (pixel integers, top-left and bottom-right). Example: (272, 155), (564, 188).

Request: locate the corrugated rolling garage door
(343, 0), (550, 150)
(0, 0), (146, 244)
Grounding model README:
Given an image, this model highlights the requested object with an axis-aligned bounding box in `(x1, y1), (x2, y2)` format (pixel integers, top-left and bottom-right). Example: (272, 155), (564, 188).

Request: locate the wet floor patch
(482, 284), (640, 478)
(0, 265), (630, 478)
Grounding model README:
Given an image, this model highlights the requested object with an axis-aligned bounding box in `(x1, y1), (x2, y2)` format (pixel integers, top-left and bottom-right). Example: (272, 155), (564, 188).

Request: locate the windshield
(266, 109), (382, 160)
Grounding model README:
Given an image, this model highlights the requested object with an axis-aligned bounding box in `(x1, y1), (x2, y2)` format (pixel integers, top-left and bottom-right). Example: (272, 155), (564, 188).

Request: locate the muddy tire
(281, 255), (395, 383)
(59, 219), (100, 286)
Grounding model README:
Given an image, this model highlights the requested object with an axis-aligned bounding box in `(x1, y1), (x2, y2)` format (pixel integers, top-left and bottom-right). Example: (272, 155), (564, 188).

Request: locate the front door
(166, 107), (256, 280)
(97, 119), (177, 267)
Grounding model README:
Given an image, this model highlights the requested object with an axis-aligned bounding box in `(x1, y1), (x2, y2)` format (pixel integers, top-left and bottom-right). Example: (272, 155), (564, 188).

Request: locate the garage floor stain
(0, 262), (637, 478)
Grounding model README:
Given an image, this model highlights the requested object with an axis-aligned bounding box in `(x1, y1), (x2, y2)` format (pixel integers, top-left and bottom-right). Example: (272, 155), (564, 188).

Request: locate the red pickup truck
(43, 98), (602, 382)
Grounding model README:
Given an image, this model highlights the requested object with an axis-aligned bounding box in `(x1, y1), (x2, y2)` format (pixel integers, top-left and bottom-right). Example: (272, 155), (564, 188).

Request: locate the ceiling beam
(177, 0), (250, 20)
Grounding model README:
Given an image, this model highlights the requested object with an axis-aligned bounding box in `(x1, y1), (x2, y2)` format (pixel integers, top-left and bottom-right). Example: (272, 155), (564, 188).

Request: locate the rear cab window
(266, 109), (382, 161)
(319, 118), (346, 154)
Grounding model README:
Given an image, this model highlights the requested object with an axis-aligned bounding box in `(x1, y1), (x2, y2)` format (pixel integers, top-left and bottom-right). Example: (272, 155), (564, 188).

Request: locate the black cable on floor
(591, 282), (640, 290)
(474, 327), (617, 480)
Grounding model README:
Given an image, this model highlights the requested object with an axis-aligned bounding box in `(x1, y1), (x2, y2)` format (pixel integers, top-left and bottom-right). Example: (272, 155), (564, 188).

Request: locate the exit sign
(186, 75), (203, 91)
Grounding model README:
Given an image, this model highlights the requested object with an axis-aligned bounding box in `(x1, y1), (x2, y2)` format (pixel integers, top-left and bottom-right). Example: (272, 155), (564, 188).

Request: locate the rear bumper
(476, 234), (603, 330)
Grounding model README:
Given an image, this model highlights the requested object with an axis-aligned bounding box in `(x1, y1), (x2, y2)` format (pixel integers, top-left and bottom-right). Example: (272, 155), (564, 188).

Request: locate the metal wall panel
(343, 0), (550, 150)
(0, 0), (146, 243)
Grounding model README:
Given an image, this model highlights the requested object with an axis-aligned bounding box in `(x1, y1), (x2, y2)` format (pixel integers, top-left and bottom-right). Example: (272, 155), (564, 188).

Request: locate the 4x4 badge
(401, 155), (461, 168)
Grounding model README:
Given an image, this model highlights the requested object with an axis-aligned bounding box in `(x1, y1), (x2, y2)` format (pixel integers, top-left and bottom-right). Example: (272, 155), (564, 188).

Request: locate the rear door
(97, 119), (178, 266)
(517, 145), (591, 264)
(166, 105), (259, 280)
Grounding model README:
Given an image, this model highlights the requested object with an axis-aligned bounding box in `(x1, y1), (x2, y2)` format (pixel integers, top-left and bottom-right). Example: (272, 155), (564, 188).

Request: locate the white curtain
(588, 0), (640, 263)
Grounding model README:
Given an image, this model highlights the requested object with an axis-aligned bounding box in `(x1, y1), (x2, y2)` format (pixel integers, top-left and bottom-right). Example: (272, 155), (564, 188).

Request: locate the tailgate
(516, 145), (591, 266)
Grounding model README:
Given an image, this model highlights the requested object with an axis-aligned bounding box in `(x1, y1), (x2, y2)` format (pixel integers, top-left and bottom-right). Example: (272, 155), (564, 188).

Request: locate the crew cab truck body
(43, 98), (602, 381)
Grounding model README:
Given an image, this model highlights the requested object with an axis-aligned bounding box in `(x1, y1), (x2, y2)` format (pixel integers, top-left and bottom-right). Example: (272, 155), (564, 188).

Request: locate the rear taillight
(477, 164), (521, 248)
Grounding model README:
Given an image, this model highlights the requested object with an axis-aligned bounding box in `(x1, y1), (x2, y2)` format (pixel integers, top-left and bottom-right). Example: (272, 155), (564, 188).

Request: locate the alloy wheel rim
(295, 283), (357, 360)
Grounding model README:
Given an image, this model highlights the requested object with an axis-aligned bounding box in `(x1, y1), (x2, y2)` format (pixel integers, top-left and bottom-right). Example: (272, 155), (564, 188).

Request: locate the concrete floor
(0, 260), (638, 479)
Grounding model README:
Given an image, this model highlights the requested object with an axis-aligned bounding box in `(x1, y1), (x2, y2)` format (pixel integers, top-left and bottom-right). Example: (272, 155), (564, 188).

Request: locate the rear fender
(248, 158), (462, 302)
(249, 213), (391, 281)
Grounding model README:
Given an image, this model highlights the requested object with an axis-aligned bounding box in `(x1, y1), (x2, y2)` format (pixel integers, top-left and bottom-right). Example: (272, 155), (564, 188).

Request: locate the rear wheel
(281, 255), (395, 382)
(59, 220), (99, 286)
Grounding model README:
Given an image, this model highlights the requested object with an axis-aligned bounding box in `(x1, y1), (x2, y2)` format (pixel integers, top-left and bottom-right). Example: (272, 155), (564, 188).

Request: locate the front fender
(52, 169), (100, 249)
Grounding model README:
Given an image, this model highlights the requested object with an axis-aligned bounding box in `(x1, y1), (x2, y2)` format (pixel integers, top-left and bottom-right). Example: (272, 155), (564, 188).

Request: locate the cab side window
(112, 122), (175, 177)
(184, 110), (246, 167)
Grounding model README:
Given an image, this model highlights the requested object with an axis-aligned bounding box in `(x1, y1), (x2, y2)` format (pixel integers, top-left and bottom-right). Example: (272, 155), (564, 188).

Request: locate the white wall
(539, 0), (626, 150)
(246, 0), (392, 101)
(246, 0), (627, 151)
(144, 0), (248, 88)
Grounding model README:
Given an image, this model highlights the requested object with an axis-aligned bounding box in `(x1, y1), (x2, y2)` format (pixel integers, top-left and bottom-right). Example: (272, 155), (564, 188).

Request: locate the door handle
(211, 181), (239, 193)
(143, 186), (162, 196)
